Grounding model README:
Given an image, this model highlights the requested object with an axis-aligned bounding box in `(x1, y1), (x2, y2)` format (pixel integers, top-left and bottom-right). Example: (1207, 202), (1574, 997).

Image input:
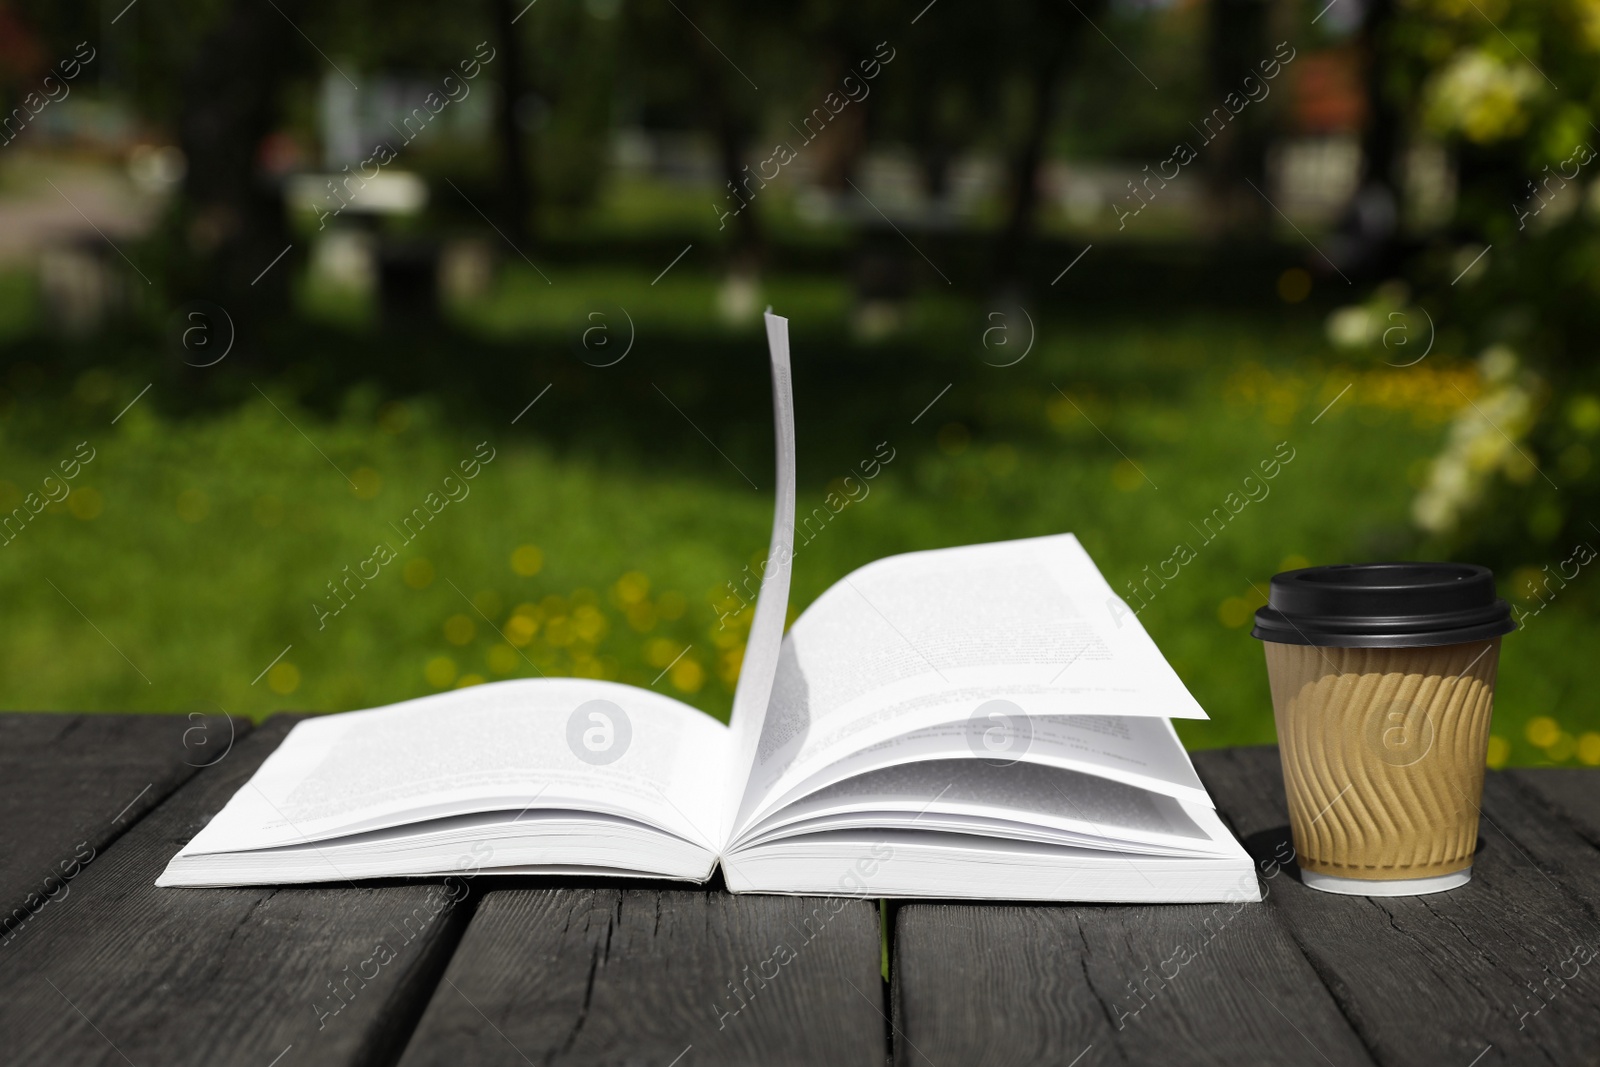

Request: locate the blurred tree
(992, 0), (1104, 286)
(621, 0), (782, 265)
(1350, 0), (1403, 274)
(170, 0), (311, 320)
(1378, 0), (1600, 583)
(1200, 0), (1270, 236)
(695, 7), (766, 262)
(12, 0), (501, 324)
(0, 0), (46, 100)
(522, 0), (619, 220)
(490, 0), (535, 244)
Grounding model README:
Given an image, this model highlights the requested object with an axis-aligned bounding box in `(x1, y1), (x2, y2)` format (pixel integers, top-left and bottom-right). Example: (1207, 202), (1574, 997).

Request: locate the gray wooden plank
(0, 715), (470, 1067)
(1507, 768), (1600, 848)
(891, 893), (1377, 1067)
(0, 711), (241, 942)
(1194, 746), (1600, 1067)
(396, 887), (887, 1067)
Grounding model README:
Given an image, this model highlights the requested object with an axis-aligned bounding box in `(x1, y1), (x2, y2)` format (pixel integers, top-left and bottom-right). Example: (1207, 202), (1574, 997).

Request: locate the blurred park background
(0, 0), (1596, 767)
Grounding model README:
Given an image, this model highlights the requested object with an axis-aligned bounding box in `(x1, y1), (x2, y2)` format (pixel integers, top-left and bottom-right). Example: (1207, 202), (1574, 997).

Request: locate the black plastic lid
(1251, 562), (1515, 648)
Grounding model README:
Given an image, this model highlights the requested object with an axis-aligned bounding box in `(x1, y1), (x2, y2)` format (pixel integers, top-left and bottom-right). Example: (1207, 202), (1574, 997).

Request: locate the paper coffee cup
(1252, 563), (1514, 896)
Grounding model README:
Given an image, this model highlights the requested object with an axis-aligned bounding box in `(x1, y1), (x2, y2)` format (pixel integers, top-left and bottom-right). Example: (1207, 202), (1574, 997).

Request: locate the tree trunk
(715, 106), (761, 256)
(694, 37), (760, 263)
(1201, 0), (1270, 237)
(992, 1), (1084, 286)
(1356, 0), (1401, 273)
(175, 0), (306, 322)
(491, 0), (534, 246)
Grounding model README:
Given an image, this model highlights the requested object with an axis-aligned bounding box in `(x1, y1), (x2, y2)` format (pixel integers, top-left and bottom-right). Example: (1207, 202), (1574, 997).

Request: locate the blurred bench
(1, 711), (1597, 1066)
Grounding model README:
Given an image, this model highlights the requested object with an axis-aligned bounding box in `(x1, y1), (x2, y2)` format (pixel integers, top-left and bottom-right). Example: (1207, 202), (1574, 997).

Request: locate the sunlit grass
(0, 267), (1593, 768)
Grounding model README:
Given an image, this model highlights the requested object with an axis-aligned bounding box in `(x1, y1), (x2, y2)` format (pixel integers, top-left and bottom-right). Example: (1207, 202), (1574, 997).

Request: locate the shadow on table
(1243, 825), (1488, 889)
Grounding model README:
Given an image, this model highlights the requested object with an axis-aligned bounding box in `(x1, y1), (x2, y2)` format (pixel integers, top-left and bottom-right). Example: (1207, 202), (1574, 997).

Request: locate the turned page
(735, 534), (1207, 827)
(740, 714), (1213, 834)
(718, 310), (798, 845)
(739, 758), (1235, 856)
(173, 677), (728, 858)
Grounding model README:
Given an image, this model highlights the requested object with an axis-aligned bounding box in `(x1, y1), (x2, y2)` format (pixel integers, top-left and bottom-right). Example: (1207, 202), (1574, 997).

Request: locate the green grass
(0, 265), (1593, 770)
(0, 271), (36, 343)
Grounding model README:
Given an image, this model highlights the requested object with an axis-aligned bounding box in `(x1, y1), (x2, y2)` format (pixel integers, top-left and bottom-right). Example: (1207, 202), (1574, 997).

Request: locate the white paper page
(721, 827), (1259, 902)
(744, 811), (1213, 856)
(175, 678), (728, 857)
(719, 310), (797, 845)
(738, 534), (1206, 827)
(743, 713), (1210, 832)
(160, 809), (717, 886)
(737, 757), (1231, 856)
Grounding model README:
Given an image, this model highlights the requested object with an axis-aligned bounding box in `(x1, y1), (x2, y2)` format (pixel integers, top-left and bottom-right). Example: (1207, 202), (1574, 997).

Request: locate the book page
(741, 713), (1210, 834)
(719, 310), (797, 845)
(738, 758), (1233, 855)
(736, 534), (1206, 829)
(175, 678), (728, 857)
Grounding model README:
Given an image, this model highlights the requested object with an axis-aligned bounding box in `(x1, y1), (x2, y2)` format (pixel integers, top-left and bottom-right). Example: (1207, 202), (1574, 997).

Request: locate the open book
(159, 313), (1258, 902)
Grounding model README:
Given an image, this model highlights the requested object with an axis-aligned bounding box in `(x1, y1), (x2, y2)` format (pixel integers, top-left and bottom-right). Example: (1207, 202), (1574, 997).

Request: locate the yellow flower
(1485, 735), (1510, 769)
(614, 571), (650, 605)
(984, 444), (1018, 477)
(1218, 598), (1254, 628)
(487, 644), (520, 674)
(504, 613), (539, 647)
(719, 645), (745, 687)
(351, 467), (381, 500)
(1525, 715), (1560, 748)
(403, 557), (435, 589)
(1277, 268), (1311, 304)
(1568, 395), (1600, 435)
(573, 605), (607, 642)
(1577, 0), (1600, 51)
(645, 637), (680, 668)
(1545, 732), (1576, 763)
(626, 601), (657, 633)
(68, 487), (103, 520)
(267, 662), (300, 695)
(671, 657), (705, 693)
(511, 544), (544, 576)
(444, 614), (475, 645)
(425, 656), (457, 688)
(1110, 460), (1145, 493)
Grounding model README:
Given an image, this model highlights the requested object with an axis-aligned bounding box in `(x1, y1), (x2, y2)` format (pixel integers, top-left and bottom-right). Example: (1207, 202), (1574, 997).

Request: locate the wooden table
(3, 712), (1599, 1066)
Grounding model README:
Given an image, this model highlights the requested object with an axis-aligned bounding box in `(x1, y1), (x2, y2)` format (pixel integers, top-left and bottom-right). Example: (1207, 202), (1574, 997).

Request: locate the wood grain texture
(0, 715), (470, 1067)
(0, 711), (241, 937)
(891, 898), (1375, 1067)
(1195, 746), (1600, 1067)
(397, 888), (887, 1067)
(1508, 768), (1600, 847)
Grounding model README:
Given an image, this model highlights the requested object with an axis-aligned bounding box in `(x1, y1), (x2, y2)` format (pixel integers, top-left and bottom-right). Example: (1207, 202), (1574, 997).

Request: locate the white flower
(1424, 49), (1542, 144)
(1326, 306), (1374, 349)
(1412, 346), (1542, 533)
